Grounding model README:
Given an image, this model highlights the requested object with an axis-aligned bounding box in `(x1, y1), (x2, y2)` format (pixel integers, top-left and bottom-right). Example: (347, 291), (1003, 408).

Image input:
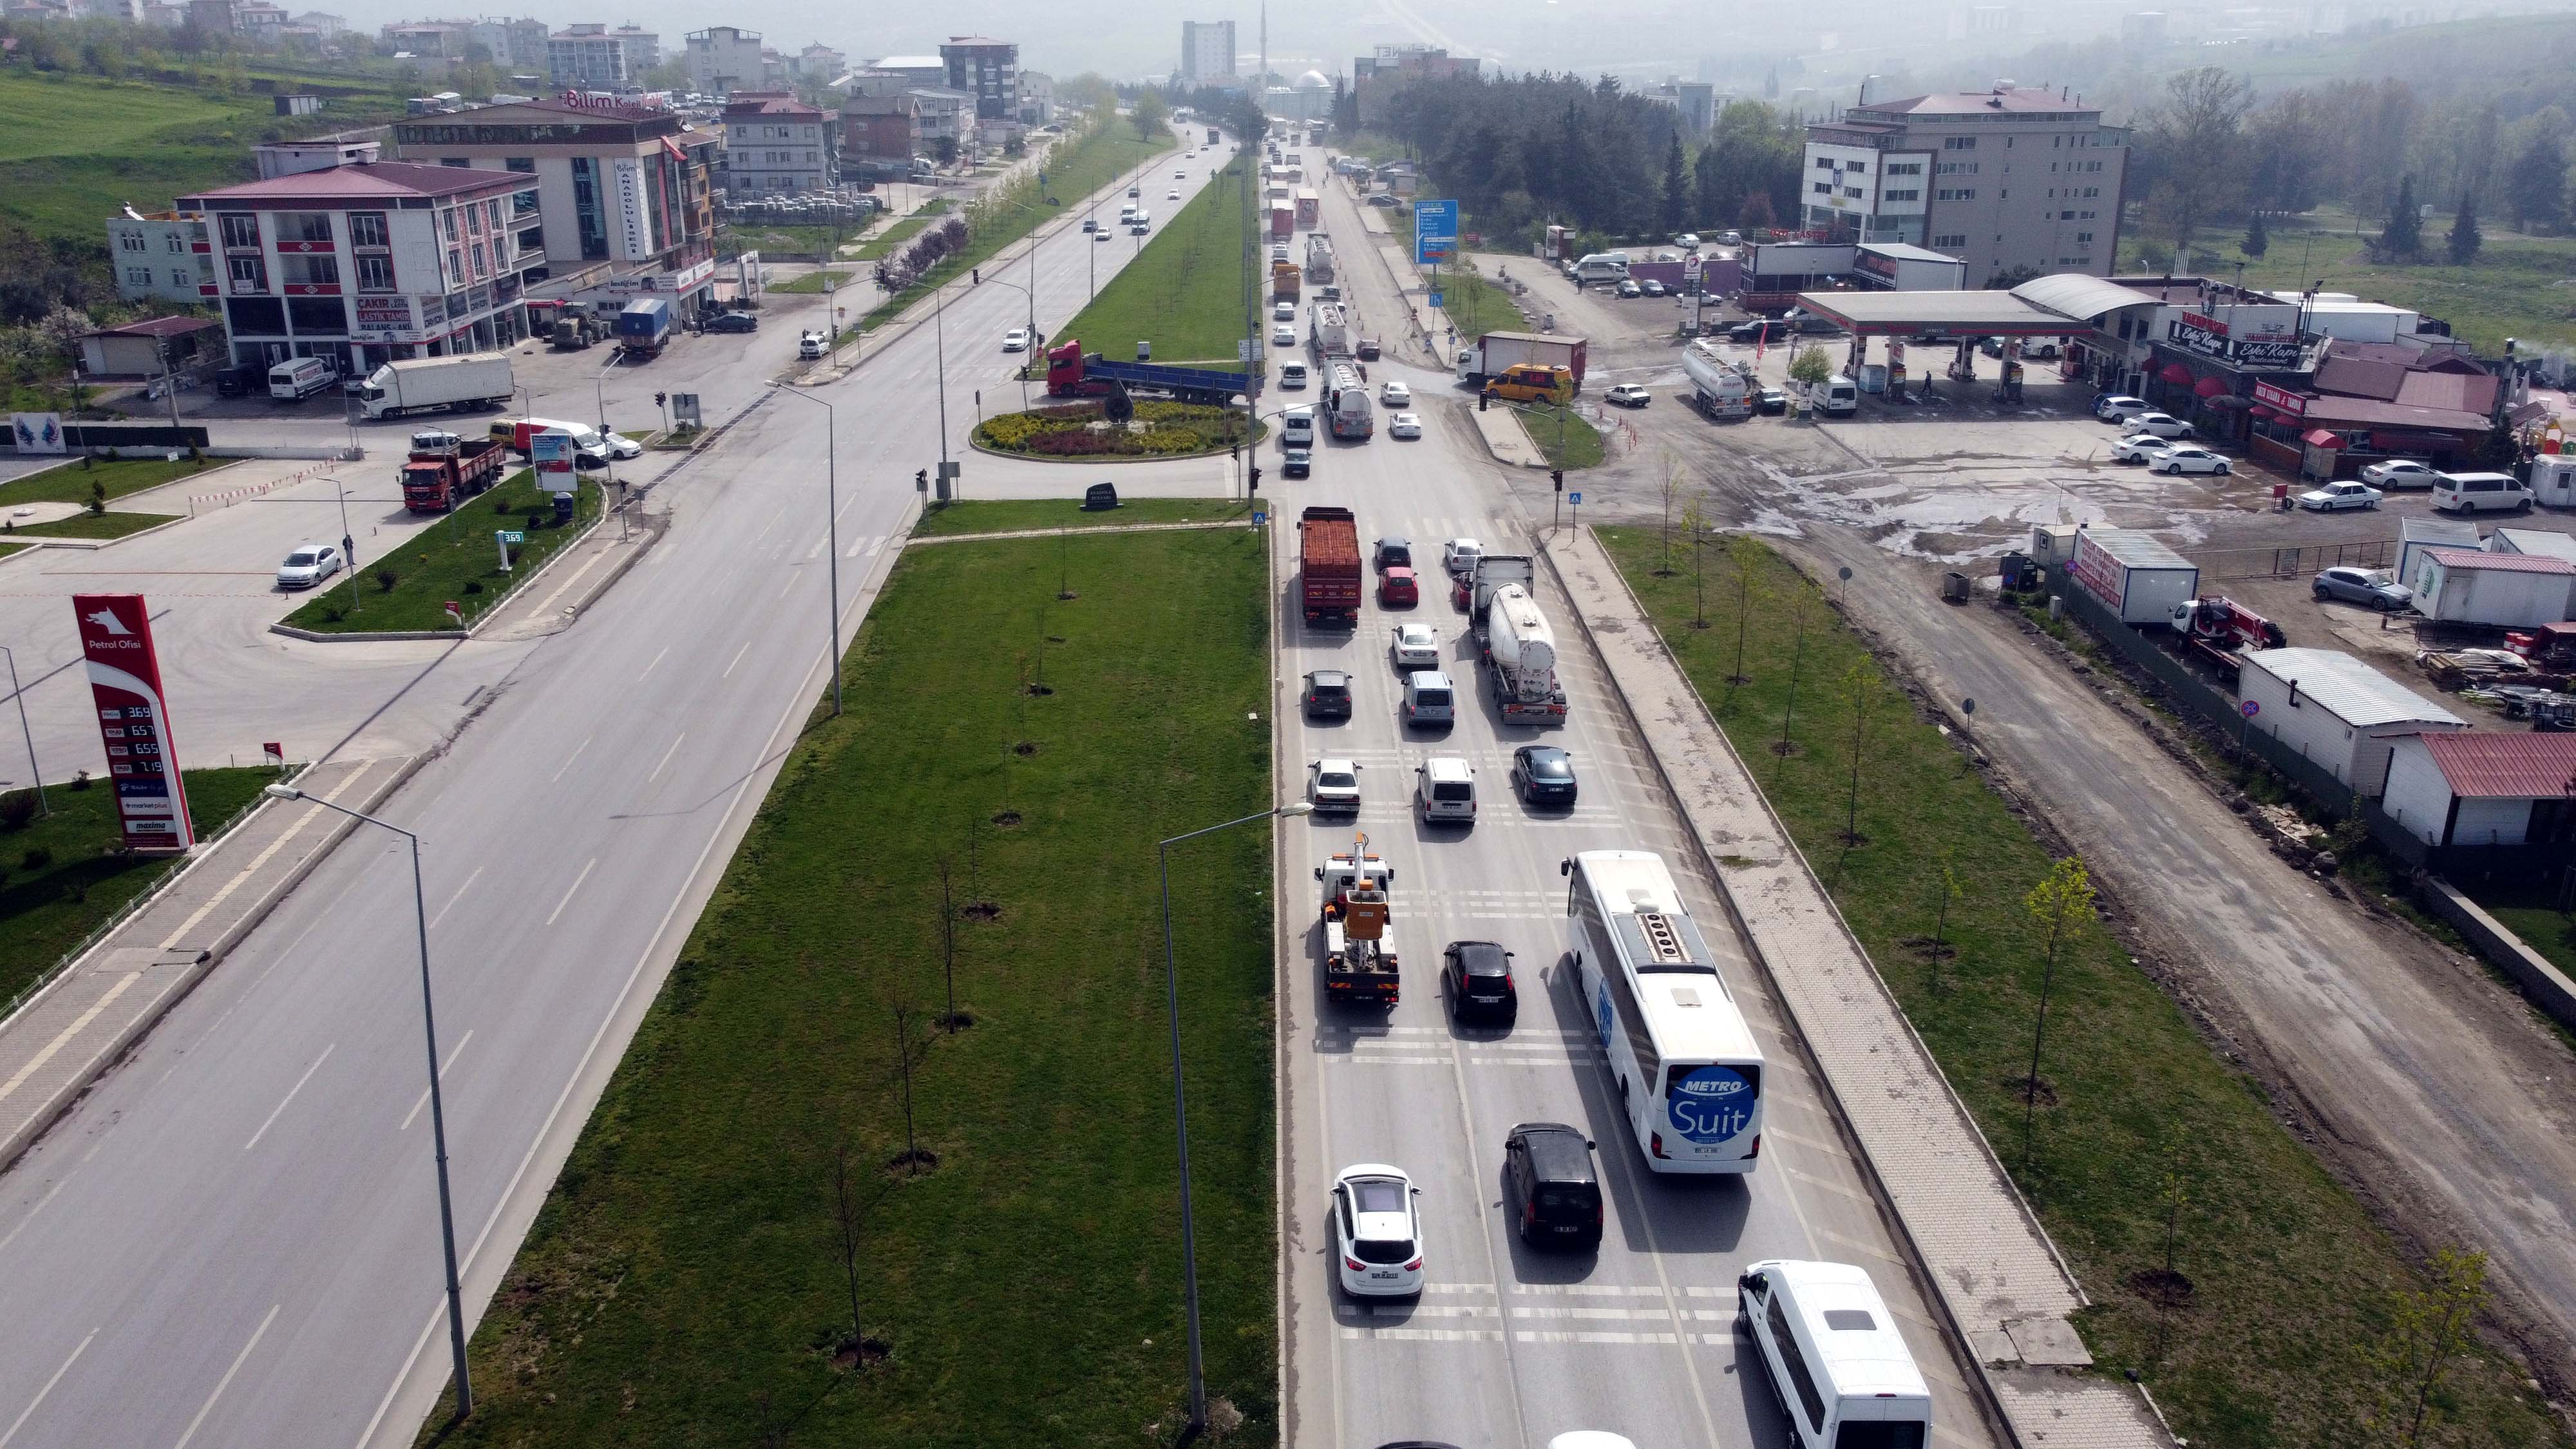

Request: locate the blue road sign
(1567, 492), (1582, 505)
(1251, 511), (1267, 526)
(1427, 290), (1444, 309)
(1413, 198), (1459, 265)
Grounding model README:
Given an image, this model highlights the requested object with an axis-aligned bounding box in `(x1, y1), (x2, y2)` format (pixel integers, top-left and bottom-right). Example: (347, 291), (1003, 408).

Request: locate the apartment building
(940, 36), (1018, 121)
(792, 43), (845, 82)
(546, 23), (656, 87)
(722, 92), (836, 194)
(177, 155), (540, 373)
(840, 93), (923, 163)
(683, 24), (764, 96)
(106, 209), (216, 304)
(1181, 19), (1235, 81)
(1801, 86), (2127, 287)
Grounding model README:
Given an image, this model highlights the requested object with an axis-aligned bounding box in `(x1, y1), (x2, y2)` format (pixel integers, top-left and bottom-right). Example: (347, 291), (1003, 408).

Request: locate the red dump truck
(401, 430), (507, 513)
(1270, 203), (1294, 242)
(1300, 506), (1361, 625)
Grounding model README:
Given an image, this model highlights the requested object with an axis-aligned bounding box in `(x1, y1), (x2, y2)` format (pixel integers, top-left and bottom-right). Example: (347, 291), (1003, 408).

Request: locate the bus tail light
(1747, 1134), (1761, 1158)
(1649, 1132), (1668, 1159)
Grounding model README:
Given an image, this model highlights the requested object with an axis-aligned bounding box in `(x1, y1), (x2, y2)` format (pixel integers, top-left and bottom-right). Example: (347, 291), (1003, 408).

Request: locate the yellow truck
(1272, 260), (1302, 301)
(1481, 363), (1574, 405)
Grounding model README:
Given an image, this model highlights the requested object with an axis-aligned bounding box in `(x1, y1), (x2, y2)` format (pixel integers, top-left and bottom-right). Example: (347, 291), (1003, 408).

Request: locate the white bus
(1561, 849), (1763, 1172)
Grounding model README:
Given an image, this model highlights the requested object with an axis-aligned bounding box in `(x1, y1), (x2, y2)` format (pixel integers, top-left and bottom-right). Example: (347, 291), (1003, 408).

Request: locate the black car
(1730, 319), (1789, 344)
(704, 312), (759, 333)
(1081, 218), (1098, 232)
(1374, 535), (1412, 572)
(1443, 940), (1517, 1023)
(213, 363), (265, 397)
(1755, 388), (1790, 415)
(1303, 669), (1353, 721)
(1510, 745), (1577, 806)
(1504, 1122), (1604, 1250)
(1355, 336), (1381, 360)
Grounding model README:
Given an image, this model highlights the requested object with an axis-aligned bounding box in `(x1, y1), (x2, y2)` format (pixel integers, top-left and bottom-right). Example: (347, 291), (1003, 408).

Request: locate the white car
(1272, 323), (1296, 346)
(2110, 433), (2181, 464)
(1379, 379), (1411, 407)
(1331, 1164), (1423, 1298)
(1274, 300), (1296, 321)
(1387, 411), (1422, 439)
(2126, 411), (2193, 439)
(1604, 383), (1651, 408)
(1167, 189), (1181, 200)
(2300, 479), (2383, 511)
(603, 431), (643, 460)
(1675, 232), (1700, 249)
(276, 542), (344, 589)
(1441, 537), (1484, 576)
(1391, 621), (1439, 670)
(2094, 393), (2152, 422)
(2152, 445), (2231, 475)
(1001, 327), (1030, 352)
(1307, 757), (1362, 813)
(2361, 459), (2440, 489)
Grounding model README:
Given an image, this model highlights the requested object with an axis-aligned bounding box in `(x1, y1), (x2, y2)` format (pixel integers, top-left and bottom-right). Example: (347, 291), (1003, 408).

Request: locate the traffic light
(916, 468), (929, 491)
(1248, 464), (1262, 495)
(654, 391), (667, 408)
(1552, 469), (1564, 492)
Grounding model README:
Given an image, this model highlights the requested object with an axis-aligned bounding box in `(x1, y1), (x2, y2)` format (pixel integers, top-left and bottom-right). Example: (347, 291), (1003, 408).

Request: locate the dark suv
(1443, 940), (1516, 1023)
(1302, 670), (1353, 721)
(1504, 1122), (1603, 1250)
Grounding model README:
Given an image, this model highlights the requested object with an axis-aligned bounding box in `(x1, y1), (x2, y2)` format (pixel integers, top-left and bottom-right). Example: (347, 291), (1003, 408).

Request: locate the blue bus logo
(1668, 1066), (1756, 1143)
(1594, 979), (1613, 1052)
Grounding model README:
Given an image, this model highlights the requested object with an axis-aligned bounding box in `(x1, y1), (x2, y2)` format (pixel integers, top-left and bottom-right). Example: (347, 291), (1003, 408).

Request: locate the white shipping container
(2066, 528), (2199, 625)
(2409, 547), (2576, 627)
(2235, 649), (2466, 797)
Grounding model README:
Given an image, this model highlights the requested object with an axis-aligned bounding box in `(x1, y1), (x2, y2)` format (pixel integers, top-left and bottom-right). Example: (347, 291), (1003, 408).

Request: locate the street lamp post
(1, 645), (45, 816)
(259, 782), (470, 1422)
(766, 381), (843, 717)
(1157, 800), (1312, 1434)
(595, 352), (626, 538)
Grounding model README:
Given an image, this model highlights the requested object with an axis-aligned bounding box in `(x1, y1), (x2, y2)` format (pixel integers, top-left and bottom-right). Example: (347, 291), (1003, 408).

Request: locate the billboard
(11, 413), (64, 455)
(611, 156), (650, 261)
(72, 594), (193, 852)
(1413, 199), (1458, 265)
(531, 428), (577, 495)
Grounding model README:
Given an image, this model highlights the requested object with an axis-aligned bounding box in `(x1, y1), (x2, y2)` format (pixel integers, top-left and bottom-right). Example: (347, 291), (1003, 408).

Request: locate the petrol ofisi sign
(72, 593), (193, 852)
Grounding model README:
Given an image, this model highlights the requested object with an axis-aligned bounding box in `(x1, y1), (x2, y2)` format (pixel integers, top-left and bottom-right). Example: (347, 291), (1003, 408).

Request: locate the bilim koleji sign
(73, 593), (193, 851)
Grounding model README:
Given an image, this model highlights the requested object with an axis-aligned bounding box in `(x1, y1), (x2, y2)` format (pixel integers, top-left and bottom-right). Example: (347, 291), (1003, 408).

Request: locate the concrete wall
(2418, 876), (2576, 1034)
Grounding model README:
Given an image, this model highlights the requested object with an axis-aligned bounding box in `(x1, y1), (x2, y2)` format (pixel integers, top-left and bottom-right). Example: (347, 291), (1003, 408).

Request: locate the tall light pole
(260, 782), (470, 1422)
(1157, 800), (1312, 1434)
(934, 277), (951, 482)
(767, 381), (843, 716)
(1, 645), (45, 816)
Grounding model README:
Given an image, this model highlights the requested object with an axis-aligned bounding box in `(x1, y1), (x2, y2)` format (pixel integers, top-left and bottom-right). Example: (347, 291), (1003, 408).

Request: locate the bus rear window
(1834, 1423), (1925, 1449)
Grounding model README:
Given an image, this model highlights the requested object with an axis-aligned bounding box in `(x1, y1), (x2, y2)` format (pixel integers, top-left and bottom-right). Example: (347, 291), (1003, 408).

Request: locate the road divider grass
(1510, 399), (1605, 471)
(0, 455), (217, 509)
(913, 497), (1252, 537)
(1054, 153), (1255, 363)
(280, 469), (600, 634)
(430, 524), (1277, 1445)
(1596, 527), (2564, 1449)
(11, 511), (176, 540)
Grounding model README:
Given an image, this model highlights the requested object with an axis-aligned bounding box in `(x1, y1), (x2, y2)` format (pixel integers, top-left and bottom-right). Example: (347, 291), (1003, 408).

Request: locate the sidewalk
(1540, 527), (2169, 1449)
(0, 755), (422, 1168)
(1469, 403), (1546, 468)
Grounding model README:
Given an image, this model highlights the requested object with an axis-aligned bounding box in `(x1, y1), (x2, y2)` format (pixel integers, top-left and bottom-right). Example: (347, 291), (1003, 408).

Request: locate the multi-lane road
(0, 134), (1222, 1448)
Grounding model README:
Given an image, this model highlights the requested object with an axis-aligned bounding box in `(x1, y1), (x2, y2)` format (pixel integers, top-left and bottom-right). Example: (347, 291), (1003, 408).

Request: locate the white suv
(1414, 755), (1477, 826)
(1331, 1164), (1423, 1297)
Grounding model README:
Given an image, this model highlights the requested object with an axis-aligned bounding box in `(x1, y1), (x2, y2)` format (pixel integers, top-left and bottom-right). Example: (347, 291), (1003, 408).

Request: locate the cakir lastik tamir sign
(73, 593), (193, 851)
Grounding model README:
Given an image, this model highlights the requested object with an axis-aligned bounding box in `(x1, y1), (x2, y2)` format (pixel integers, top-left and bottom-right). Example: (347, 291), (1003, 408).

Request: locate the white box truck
(358, 352), (516, 421)
(1453, 331), (1587, 392)
(2066, 528), (2201, 625)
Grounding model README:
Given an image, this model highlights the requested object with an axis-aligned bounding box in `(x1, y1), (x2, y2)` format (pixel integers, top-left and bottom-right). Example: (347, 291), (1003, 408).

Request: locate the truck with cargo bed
(1042, 340), (1247, 406)
(399, 430), (508, 513)
(1300, 506), (1363, 625)
(1272, 260), (1302, 301)
(1318, 848), (1399, 1006)
(616, 296), (674, 357)
(1454, 331), (1587, 393)
(1271, 204), (1294, 242)
(357, 352), (515, 421)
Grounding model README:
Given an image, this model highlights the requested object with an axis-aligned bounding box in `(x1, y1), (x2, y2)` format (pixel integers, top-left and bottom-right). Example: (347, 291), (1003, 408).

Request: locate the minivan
(1504, 1122), (1602, 1249)
(267, 356), (337, 401)
(2431, 470), (2534, 514)
(1402, 670), (1455, 728)
(1739, 1260), (1933, 1449)
(1414, 755), (1476, 825)
(1808, 374), (1859, 417)
(1280, 407), (1316, 448)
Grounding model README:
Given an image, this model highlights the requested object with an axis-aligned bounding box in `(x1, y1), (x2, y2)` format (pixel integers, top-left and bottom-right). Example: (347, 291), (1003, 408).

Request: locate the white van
(1567, 252), (1630, 285)
(1739, 1260), (1932, 1449)
(1401, 670), (1455, 728)
(2431, 470), (2533, 515)
(1807, 374), (1860, 417)
(1279, 406), (1316, 448)
(1414, 755), (1477, 825)
(267, 356), (336, 401)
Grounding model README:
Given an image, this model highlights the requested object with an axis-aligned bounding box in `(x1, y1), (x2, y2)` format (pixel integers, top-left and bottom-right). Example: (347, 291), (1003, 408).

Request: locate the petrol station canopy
(1791, 289), (2075, 339)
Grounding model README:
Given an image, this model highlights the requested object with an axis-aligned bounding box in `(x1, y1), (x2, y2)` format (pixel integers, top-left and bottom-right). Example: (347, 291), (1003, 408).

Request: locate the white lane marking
(243, 1044), (334, 1151)
(1511, 1305), (1732, 1320)
(777, 573), (798, 601)
(399, 1029), (474, 1132)
(843, 534), (873, 558)
(545, 857), (598, 927)
(804, 531), (828, 562)
(1515, 1330), (1681, 1345)
(1336, 1327), (1504, 1342)
(638, 646), (669, 680)
(648, 732), (687, 783)
(0, 1175), (70, 1260)
(1335, 1303), (1498, 1318)
(170, 1302), (278, 1449)
(155, 760), (379, 952)
(721, 639), (752, 679)
(0, 1327), (95, 1448)
(0, 973), (145, 1110)
(426, 867), (483, 931)
(548, 735), (591, 782)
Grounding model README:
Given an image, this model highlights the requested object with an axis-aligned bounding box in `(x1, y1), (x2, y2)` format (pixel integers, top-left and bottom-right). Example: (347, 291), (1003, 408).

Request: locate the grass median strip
(430, 524), (1278, 1445)
(0, 770), (276, 1009)
(1055, 154), (1254, 362)
(912, 497), (1251, 537)
(280, 469), (601, 633)
(0, 456), (218, 509)
(12, 511), (176, 540)
(1597, 527), (2564, 1449)
(767, 269), (853, 295)
(1513, 400), (1605, 471)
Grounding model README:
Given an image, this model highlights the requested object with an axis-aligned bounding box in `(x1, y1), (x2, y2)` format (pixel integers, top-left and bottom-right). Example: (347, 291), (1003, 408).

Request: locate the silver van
(267, 356), (336, 401)
(1401, 670), (1455, 728)
(1414, 755), (1477, 825)
(1280, 407), (1316, 448)
(2430, 471), (2533, 514)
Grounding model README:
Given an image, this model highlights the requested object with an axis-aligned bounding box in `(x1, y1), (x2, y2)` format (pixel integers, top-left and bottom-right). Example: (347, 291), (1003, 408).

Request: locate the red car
(1380, 565), (1419, 607)
(1450, 575), (1472, 610)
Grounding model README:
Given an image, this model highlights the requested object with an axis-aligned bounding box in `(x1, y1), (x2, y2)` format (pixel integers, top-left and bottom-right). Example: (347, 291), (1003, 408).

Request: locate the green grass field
(0, 456), (218, 509)
(1054, 156), (1255, 363)
(1511, 399), (1605, 470)
(1437, 269), (1526, 341)
(2466, 883), (2576, 982)
(1597, 529), (2567, 1449)
(0, 770), (277, 1011)
(852, 215), (933, 261)
(911, 497), (1251, 536)
(281, 470), (600, 633)
(0, 71), (237, 162)
(2183, 204), (2576, 352)
(768, 268), (853, 295)
(12, 510), (176, 540)
(428, 525), (1278, 1445)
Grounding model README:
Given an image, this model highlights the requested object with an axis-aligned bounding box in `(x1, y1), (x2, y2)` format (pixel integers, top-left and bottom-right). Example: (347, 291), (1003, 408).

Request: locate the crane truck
(1318, 844), (1400, 1006)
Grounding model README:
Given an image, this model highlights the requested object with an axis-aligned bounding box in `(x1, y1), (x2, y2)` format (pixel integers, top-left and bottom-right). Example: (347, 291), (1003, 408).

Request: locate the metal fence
(2185, 537), (2398, 582)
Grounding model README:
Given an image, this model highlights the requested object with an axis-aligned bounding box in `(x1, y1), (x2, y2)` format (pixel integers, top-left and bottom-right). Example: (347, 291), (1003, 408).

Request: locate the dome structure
(1294, 68), (1330, 90)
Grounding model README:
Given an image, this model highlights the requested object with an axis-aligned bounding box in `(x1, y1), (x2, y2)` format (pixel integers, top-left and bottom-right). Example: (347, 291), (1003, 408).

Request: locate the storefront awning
(2193, 375), (2227, 398)
(2302, 428), (2345, 449)
(2159, 363), (2195, 385)
(2250, 404), (2282, 421)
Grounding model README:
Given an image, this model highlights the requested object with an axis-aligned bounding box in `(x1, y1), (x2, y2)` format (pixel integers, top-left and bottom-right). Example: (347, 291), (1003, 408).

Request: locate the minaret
(1259, 1), (1267, 95)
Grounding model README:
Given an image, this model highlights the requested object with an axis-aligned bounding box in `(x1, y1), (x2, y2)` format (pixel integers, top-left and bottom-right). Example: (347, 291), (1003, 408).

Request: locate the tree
(2020, 855), (2097, 1170)
(1725, 533), (1763, 688)
(1984, 262), (2043, 290)
(2140, 66), (2254, 265)
(1660, 133), (1687, 236)
(1739, 190), (1776, 231)
(1787, 345), (1832, 386)
(1683, 494), (1711, 628)
(2241, 209), (2269, 258)
(828, 1135), (871, 1367)
(2380, 173), (2423, 258)
(2245, 90), (2329, 216)
(1130, 88), (1170, 143)
(2447, 191), (2481, 264)
(2507, 134), (2566, 232)
(2365, 1247), (2490, 1446)
(1057, 72), (1118, 114)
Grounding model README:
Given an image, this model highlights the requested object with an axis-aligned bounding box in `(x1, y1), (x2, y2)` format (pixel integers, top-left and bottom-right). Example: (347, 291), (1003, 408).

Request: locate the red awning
(2159, 363), (2195, 385)
(2302, 428), (2345, 449)
(2193, 374), (2227, 398)
(2249, 404), (2281, 421)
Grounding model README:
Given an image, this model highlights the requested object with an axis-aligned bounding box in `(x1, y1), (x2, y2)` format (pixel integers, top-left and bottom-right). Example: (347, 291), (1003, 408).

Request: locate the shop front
(2246, 380), (2490, 479)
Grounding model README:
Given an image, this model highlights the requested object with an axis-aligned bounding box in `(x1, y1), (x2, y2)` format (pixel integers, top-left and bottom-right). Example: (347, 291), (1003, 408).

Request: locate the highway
(0, 132), (1221, 1448)
(1270, 174), (2002, 1449)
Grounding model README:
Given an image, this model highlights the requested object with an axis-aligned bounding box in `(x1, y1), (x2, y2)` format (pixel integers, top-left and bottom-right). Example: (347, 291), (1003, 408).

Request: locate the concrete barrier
(2418, 877), (2576, 1034)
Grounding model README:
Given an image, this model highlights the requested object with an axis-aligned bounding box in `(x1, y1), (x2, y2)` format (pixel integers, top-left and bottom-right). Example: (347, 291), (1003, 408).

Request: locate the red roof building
(2382, 730), (2576, 850)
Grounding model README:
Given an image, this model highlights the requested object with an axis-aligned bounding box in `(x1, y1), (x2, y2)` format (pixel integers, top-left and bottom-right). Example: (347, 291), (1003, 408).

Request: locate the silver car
(276, 542), (343, 589)
(2313, 565), (2410, 611)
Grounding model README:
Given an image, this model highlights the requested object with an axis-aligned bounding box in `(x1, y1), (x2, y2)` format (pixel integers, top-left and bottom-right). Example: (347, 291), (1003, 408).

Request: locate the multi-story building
(381, 19), (467, 56)
(290, 7), (341, 32)
(183, 0), (231, 30)
(177, 153), (540, 374)
(721, 92), (835, 194)
(106, 209), (216, 305)
(840, 93), (922, 163)
(392, 95), (716, 317)
(792, 43), (845, 82)
(547, 23), (657, 88)
(843, 57), (944, 97)
(1181, 20), (1235, 82)
(683, 25), (764, 95)
(940, 36), (1017, 121)
(1017, 71), (1052, 126)
(1801, 86), (2127, 286)
(232, 2), (285, 39)
(504, 15), (547, 67)
(1350, 44), (1477, 124)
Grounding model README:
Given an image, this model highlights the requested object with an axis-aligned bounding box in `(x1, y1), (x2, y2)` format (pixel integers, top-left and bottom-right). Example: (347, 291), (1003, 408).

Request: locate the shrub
(373, 566), (399, 593)
(21, 846), (51, 871)
(68, 770), (90, 791)
(0, 793), (33, 831)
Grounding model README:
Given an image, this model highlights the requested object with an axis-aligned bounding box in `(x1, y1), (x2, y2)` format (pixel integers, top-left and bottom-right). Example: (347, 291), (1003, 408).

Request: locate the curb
(0, 511), (193, 558)
(263, 504), (611, 644)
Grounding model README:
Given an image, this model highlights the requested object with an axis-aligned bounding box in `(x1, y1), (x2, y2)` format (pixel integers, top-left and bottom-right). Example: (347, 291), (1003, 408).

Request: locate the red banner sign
(73, 594), (193, 851)
(2180, 310), (2229, 337)
(2253, 380), (2307, 416)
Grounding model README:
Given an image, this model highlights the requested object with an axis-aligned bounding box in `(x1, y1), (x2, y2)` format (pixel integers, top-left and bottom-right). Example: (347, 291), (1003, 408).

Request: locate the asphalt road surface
(0, 134), (1218, 1448)
(1267, 177), (2002, 1449)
